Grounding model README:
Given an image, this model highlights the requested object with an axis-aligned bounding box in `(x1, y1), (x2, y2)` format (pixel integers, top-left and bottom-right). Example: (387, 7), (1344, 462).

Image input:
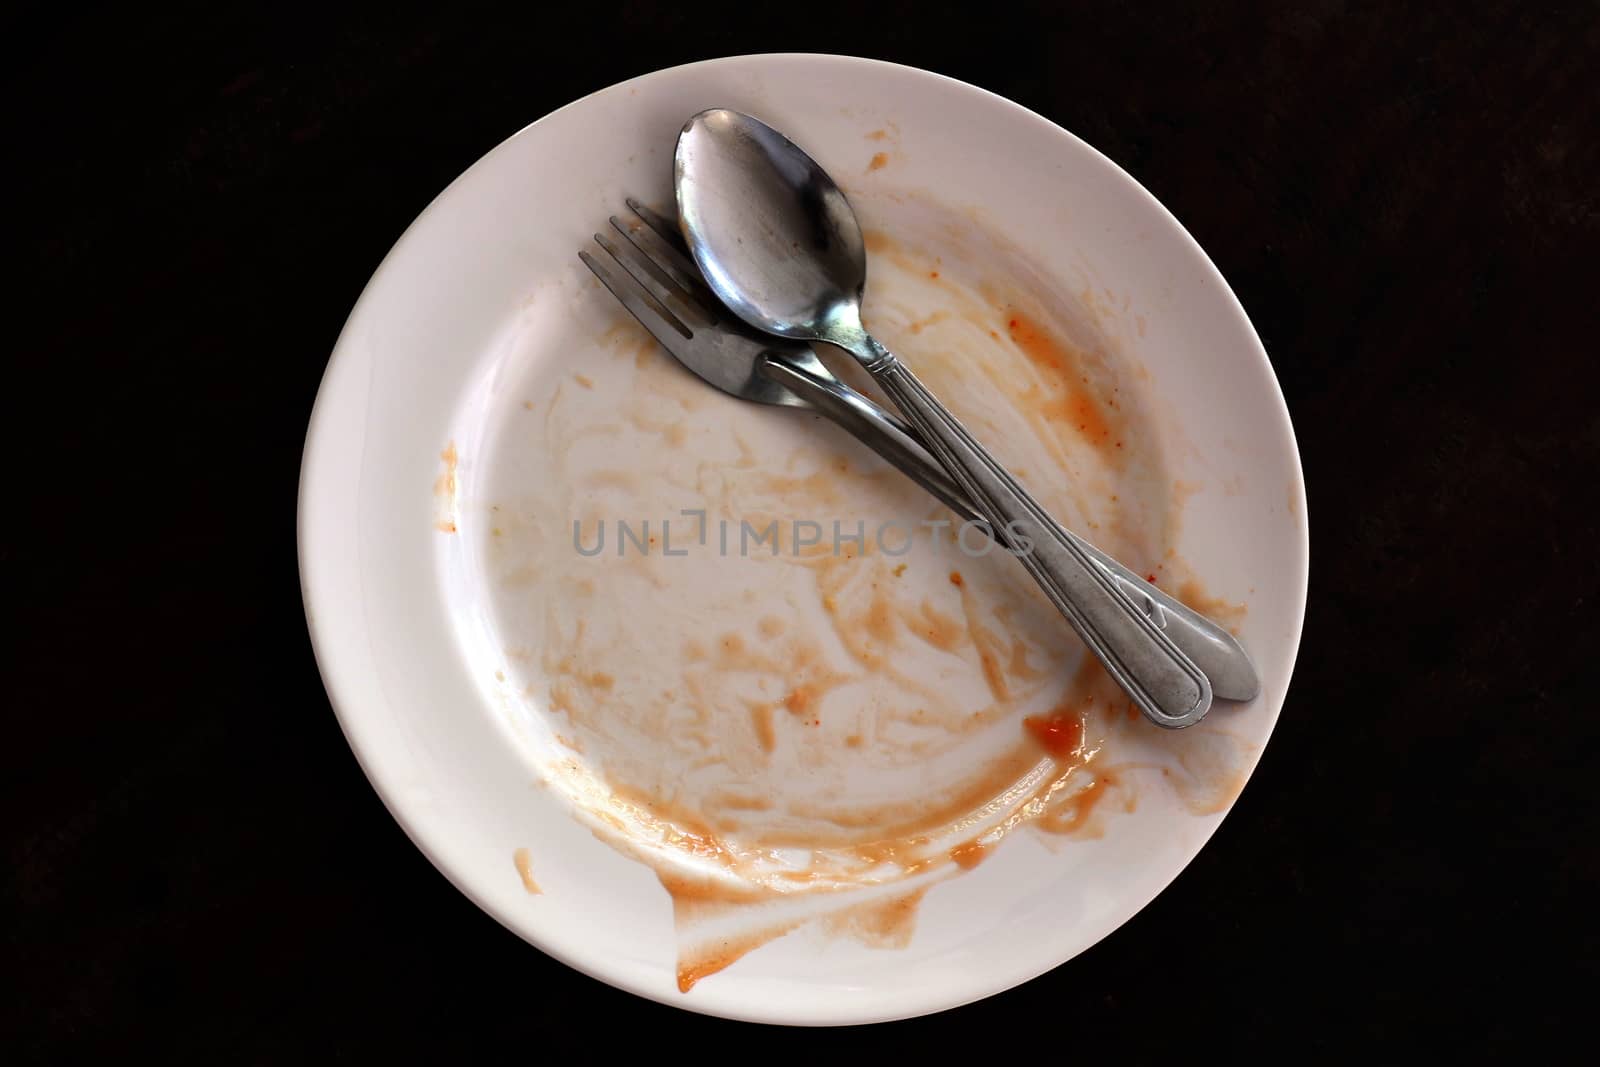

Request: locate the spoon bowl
(676, 108), (870, 344)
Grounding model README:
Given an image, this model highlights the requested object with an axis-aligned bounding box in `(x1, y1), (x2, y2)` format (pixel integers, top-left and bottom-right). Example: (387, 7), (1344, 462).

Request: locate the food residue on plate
(433, 441), (459, 533)
(468, 188), (1253, 992)
(512, 847), (541, 894)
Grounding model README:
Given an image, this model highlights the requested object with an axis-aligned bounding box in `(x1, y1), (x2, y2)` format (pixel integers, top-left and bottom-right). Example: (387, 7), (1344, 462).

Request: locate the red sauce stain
(905, 600), (963, 652)
(949, 839), (990, 870)
(1040, 773), (1117, 835)
(865, 593), (897, 645)
(1176, 578), (1249, 635)
(822, 888), (927, 949)
(867, 152), (890, 172)
(1023, 711), (1085, 758)
(1038, 390), (1113, 445)
(784, 685), (815, 717)
(866, 128), (890, 141)
(1005, 312), (1067, 373)
(750, 703), (776, 752)
(1004, 310), (1117, 451)
(978, 647), (1008, 702)
(949, 570), (964, 587)
(676, 923), (801, 992)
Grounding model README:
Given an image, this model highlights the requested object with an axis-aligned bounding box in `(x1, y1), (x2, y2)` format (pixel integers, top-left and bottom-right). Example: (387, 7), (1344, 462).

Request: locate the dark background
(7, 0), (1596, 1058)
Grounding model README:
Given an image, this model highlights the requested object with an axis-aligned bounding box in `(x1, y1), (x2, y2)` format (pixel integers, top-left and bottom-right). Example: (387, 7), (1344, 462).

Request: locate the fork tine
(615, 206), (726, 318)
(579, 246), (692, 342)
(626, 198), (688, 254)
(597, 226), (717, 328)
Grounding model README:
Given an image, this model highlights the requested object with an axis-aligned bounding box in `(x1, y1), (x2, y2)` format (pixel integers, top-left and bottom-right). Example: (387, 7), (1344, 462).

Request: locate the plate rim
(298, 51), (1311, 1026)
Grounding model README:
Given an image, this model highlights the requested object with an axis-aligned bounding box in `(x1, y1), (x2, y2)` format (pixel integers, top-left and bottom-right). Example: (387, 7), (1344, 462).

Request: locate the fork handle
(859, 351), (1213, 728)
(758, 355), (985, 525)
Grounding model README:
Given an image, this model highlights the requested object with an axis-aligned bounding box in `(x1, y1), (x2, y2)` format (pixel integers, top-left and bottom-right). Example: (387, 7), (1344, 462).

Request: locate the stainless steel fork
(580, 200), (1259, 705)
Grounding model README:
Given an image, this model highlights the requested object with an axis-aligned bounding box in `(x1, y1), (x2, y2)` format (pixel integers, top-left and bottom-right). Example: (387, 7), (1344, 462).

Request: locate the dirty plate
(298, 54), (1308, 1025)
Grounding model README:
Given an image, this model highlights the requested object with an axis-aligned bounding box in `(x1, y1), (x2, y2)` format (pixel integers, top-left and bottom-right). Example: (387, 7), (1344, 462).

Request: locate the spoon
(675, 109), (1215, 728)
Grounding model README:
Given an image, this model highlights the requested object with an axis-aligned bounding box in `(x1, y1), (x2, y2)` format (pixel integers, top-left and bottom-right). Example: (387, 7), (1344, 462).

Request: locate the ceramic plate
(298, 54), (1308, 1025)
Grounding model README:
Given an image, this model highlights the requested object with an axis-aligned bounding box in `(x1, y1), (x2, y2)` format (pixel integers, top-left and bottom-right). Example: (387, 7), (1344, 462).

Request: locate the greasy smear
(780, 742), (1042, 845)
(822, 888), (928, 949)
(659, 871), (809, 992)
(1177, 578), (1248, 636)
(868, 152), (890, 172)
(677, 921), (802, 993)
(1168, 727), (1254, 815)
(1037, 773), (1117, 835)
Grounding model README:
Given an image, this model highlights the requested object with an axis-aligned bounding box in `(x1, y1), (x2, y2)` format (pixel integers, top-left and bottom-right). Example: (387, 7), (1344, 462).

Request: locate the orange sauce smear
(516, 215), (1253, 993)
(433, 442), (459, 533)
(512, 848), (541, 894)
(1024, 711), (1084, 759)
(1005, 311), (1119, 453)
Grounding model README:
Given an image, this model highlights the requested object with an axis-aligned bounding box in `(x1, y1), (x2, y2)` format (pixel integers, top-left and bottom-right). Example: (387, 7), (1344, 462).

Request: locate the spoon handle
(758, 353), (1259, 703)
(758, 356), (985, 524)
(867, 354), (1213, 728)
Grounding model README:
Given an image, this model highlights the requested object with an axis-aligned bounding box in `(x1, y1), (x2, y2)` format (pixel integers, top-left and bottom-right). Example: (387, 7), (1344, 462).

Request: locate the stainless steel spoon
(675, 109), (1215, 728)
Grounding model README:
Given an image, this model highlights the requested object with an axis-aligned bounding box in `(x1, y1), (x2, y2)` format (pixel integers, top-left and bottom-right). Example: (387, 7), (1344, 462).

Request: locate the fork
(579, 200), (1260, 703)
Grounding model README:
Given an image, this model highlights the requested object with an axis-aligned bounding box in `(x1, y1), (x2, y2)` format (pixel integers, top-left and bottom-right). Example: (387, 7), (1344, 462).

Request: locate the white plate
(298, 54), (1308, 1025)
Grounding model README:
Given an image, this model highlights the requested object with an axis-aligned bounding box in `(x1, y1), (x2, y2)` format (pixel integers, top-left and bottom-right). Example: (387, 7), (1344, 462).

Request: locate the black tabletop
(8, 1), (1595, 1057)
